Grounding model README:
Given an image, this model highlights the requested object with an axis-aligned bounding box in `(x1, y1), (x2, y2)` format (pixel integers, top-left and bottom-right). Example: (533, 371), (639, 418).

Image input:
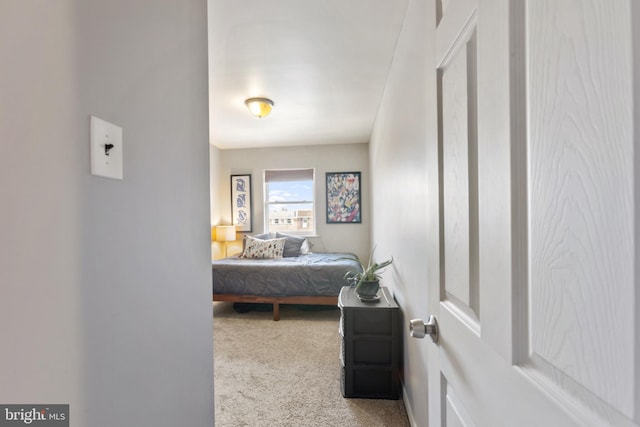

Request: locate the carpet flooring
(213, 302), (410, 427)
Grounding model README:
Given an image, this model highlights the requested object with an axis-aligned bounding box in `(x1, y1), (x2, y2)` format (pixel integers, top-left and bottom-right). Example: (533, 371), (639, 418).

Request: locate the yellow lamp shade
(215, 225), (236, 242)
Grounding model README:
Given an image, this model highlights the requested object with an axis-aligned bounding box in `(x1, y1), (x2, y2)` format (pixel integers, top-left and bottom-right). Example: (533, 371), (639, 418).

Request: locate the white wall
(0, 1), (214, 426)
(369, 0), (433, 425)
(212, 143), (370, 261)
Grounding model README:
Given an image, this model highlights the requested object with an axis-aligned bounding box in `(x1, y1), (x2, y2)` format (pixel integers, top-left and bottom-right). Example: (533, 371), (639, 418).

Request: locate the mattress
(212, 252), (361, 297)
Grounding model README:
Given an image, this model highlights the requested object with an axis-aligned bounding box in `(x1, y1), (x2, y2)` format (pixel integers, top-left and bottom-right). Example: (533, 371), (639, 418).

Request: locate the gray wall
(211, 143), (370, 261)
(0, 1), (214, 426)
(369, 0), (433, 425)
(210, 145), (224, 226)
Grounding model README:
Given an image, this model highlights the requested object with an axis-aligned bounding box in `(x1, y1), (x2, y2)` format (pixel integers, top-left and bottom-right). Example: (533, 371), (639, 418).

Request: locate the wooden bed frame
(213, 293), (339, 321)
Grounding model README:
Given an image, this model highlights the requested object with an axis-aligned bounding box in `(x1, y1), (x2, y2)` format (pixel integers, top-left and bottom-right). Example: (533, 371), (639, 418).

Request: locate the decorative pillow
(300, 238), (311, 254)
(241, 232), (272, 252)
(275, 232), (307, 257)
(241, 236), (286, 259)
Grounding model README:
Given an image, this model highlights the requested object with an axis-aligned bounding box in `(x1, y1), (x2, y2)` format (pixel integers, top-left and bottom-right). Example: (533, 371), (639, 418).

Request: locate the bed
(212, 233), (361, 320)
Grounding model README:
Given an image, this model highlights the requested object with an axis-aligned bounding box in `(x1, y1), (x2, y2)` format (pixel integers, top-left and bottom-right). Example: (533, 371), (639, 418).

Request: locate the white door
(418, 0), (640, 426)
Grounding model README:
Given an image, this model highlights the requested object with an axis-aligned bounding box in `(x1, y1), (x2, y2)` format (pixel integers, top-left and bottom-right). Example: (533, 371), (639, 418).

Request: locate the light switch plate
(90, 115), (123, 180)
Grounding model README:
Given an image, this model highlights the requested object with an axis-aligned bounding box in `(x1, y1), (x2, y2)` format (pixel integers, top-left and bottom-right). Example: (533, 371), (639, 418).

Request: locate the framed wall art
(231, 174), (252, 232)
(326, 171), (362, 224)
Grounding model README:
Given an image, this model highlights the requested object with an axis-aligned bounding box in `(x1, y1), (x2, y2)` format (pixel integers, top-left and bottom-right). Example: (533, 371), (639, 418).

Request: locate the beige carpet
(213, 302), (410, 427)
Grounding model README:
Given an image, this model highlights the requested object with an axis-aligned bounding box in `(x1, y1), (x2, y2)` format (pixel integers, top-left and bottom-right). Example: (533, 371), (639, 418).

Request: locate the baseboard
(402, 383), (419, 427)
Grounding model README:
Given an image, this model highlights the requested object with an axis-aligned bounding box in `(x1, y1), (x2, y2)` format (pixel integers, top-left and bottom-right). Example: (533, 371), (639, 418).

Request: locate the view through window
(264, 169), (315, 235)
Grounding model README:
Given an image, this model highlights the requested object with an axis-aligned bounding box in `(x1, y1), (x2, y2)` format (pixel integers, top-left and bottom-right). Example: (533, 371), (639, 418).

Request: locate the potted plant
(344, 255), (393, 300)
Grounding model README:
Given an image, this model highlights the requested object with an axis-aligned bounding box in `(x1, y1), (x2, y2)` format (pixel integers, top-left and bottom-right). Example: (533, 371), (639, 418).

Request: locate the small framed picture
(326, 172), (362, 224)
(231, 174), (252, 232)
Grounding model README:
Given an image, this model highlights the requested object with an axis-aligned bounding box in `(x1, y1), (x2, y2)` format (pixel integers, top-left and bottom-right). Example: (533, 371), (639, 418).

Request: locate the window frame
(263, 168), (316, 236)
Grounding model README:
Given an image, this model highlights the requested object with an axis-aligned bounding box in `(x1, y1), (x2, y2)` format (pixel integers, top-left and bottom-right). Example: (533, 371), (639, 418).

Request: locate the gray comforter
(212, 252), (361, 297)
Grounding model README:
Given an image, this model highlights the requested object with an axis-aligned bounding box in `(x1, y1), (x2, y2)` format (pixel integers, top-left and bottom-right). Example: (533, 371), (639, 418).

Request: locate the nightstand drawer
(353, 310), (393, 335)
(353, 368), (393, 397)
(353, 339), (392, 365)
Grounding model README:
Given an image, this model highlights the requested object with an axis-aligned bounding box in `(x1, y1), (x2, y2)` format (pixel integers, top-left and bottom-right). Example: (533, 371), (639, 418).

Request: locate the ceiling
(208, 0), (410, 149)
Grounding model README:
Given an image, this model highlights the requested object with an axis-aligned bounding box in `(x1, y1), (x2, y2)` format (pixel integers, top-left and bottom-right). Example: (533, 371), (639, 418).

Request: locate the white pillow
(300, 238), (311, 254)
(241, 236), (286, 259)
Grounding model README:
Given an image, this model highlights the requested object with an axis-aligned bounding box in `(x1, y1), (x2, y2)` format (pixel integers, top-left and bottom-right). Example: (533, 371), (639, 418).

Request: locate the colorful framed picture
(231, 174), (252, 232)
(326, 172), (362, 224)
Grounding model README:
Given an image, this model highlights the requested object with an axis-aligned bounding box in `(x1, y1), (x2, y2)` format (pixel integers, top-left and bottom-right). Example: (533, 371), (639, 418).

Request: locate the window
(264, 169), (315, 235)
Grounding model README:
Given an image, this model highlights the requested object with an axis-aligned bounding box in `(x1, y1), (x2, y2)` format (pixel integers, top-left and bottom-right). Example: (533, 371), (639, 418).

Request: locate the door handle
(410, 315), (439, 343)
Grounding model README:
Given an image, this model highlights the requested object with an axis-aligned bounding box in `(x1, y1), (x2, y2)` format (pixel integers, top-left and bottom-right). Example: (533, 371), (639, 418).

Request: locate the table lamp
(216, 225), (237, 257)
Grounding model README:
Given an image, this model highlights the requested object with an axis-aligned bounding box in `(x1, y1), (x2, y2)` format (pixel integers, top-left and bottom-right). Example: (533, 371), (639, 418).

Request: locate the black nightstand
(338, 286), (400, 399)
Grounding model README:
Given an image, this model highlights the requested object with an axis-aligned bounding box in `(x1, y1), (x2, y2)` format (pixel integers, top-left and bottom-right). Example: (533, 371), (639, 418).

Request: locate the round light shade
(244, 97), (274, 118)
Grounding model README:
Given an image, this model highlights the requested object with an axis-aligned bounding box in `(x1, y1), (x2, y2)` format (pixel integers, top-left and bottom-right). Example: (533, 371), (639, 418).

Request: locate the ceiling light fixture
(244, 97), (274, 119)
